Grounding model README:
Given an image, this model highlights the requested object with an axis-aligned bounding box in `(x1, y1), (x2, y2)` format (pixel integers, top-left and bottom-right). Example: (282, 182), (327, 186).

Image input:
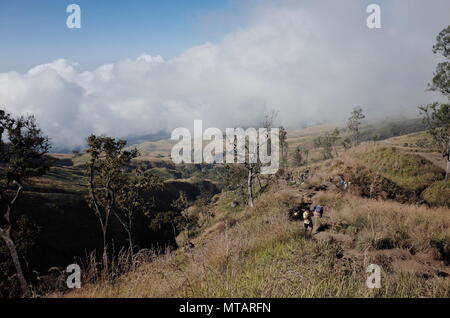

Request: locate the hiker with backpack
(303, 209), (314, 235)
(313, 205), (324, 218)
(312, 204), (325, 234)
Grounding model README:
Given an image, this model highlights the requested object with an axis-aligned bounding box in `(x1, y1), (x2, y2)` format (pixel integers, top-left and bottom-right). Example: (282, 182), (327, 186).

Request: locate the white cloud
(0, 0), (449, 150)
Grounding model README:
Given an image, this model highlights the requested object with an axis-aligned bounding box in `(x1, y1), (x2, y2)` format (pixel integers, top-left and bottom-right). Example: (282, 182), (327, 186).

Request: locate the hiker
(313, 204), (324, 218)
(338, 176), (350, 191)
(312, 204), (324, 234)
(303, 209), (313, 235)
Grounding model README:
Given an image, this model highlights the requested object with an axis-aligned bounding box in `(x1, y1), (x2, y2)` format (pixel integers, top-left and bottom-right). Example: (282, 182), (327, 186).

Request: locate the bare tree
(0, 109), (50, 297)
(225, 134), (259, 208)
(221, 110), (279, 208)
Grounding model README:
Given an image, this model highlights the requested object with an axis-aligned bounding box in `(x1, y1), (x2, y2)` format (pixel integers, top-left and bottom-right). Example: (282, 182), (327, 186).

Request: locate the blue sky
(0, 0), (242, 72)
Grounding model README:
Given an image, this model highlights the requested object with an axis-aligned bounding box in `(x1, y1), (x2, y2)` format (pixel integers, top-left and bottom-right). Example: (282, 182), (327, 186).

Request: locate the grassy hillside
(0, 157), (220, 297)
(63, 178), (450, 298)
(351, 146), (445, 191)
(60, 138), (450, 298)
(2, 120), (447, 298)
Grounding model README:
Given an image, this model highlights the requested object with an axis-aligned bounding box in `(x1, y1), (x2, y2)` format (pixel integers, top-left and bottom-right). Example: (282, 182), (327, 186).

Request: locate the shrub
(422, 180), (450, 207)
(430, 237), (450, 264)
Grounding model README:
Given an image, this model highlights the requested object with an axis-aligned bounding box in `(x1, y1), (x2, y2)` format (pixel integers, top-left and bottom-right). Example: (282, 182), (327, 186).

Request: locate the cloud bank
(0, 0), (449, 150)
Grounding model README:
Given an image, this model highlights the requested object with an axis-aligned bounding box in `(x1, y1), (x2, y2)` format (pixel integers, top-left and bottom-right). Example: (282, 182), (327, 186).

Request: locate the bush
(430, 237), (450, 264)
(422, 180), (450, 207)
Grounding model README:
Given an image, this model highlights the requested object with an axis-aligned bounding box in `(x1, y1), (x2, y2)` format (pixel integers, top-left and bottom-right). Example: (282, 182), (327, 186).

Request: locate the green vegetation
(0, 110), (51, 297)
(347, 107), (365, 146)
(66, 182), (450, 298)
(353, 147), (445, 191)
(422, 180), (450, 207)
(360, 118), (426, 143)
(419, 25), (450, 180)
(3, 94), (450, 298)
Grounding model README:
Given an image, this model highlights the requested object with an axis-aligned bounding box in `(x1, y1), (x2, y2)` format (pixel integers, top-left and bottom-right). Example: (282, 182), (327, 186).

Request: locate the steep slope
(62, 144), (450, 298)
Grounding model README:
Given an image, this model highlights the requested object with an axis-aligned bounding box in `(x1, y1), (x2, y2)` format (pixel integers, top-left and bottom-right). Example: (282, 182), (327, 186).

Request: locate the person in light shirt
(303, 210), (313, 235)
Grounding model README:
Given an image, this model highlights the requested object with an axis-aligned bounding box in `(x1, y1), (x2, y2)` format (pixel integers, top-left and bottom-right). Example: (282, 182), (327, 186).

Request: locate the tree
(347, 107), (365, 146)
(293, 146), (309, 167)
(342, 137), (352, 150)
(172, 192), (197, 243)
(420, 103), (450, 180)
(371, 133), (380, 144)
(115, 167), (162, 263)
(314, 128), (340, 160)
(420, 26), (450, 180)
(279, 126), (288, 170)
(430, 26), (450, 98)
(217, 164), (248, 203)
(222, 110), (279, 208)
(0, 109), (50, 297)
(86, 135), (138, 269)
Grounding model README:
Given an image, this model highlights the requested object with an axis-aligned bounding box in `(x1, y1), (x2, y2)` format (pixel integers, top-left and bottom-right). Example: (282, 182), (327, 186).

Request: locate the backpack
(315, 205), (324, 213)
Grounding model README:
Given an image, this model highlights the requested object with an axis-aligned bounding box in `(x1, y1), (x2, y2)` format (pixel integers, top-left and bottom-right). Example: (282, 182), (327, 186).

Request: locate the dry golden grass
(61, 180), (450, 298)
(54, 140), (450, 299)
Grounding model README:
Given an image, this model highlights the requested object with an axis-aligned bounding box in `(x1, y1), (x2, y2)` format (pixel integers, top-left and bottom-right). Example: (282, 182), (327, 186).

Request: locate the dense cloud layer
(0, 0), (449, 150)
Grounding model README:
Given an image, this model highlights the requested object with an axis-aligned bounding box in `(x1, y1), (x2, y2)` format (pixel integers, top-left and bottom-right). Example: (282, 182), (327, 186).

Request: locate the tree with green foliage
(420, 26), (450, 180)
(172, 192), (197, 243)
(420, 103), (450, 180)
(115, 167), (163, 263)
(86, 135), (138, 269)
(279, 126), (288, 170)
(0, 109), (50, 297)
(347, 107), (365, 146)
(429, 26), (450, 98)
(342, 137), (352, 151)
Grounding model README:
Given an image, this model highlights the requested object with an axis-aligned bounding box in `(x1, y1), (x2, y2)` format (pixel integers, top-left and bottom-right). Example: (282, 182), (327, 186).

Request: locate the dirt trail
(311, 215), (450, 279)
(293, 181), (450, 280)
(412, 151), (447, 171)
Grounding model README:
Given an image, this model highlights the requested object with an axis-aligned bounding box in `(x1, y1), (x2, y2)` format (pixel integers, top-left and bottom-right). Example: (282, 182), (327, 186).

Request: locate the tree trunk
(113, 211), (134, 265)
(257, 175), (262, 189)
(101, 226), (108, 272)
(127, 216), (134, 264)
(127, 230), (133, 261)
(0, 230), (30, 297)
(247, 169), (254, 207)
(446, 159), (450, 181)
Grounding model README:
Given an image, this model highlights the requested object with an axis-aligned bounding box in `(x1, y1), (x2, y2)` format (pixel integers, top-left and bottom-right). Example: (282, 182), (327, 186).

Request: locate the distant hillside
(360, 118), (426, 141)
